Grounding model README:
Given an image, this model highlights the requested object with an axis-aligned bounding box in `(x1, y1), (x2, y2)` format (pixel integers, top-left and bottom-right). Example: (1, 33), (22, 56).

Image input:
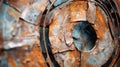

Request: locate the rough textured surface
(20, 0), (48, 25)
(0, 0), (120, 67)
(0, 0), (48, 67)
(49, 1), (87, 54)
(48, 0), (120, 67)
(87, 1), (96, 24)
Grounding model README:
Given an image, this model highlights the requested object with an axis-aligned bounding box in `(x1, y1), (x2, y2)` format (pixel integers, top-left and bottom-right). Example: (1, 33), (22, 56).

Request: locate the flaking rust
(0, 0), (48, 67)
(0, 0), (120, 67)
(48, 0), (120, 67)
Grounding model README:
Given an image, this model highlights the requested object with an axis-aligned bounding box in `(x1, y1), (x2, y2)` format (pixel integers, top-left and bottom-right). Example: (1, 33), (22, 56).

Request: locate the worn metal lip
(77, 40), (99, 53)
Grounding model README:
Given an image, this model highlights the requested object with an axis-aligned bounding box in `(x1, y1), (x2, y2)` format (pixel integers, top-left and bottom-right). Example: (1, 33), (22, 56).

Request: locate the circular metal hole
(72, 21), (97, 51)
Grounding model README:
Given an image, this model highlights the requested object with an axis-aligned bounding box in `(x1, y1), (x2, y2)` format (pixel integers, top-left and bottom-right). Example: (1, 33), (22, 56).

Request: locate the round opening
(72, 21), (97, 51)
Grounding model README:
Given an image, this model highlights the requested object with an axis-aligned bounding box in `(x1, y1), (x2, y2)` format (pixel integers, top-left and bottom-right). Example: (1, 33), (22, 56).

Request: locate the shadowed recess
(72, 21), (97, 51)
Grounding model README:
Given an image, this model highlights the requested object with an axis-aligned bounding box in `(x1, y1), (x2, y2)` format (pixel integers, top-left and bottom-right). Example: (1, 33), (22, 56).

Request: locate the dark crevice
(45, 28), (60, 67)
(39, 27), (60, 67)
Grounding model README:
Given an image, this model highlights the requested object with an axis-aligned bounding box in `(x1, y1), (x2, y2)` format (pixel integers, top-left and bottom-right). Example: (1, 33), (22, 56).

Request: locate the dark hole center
(72, 21), (97, 51)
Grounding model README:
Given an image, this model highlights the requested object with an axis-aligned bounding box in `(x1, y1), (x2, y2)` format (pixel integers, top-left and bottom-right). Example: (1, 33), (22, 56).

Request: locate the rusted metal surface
(54, 50), (80, 67)
(69, 1), (87, 21)
(48, 0), (120, 67)
(87, 1), (96, 24)
(81, 7), (114, 66)
(0, 4), (20, 41)
(0, 0), (120, 67)
(49, 1), (87, 54)
(20, 0), (48, 25)
(0, 0), (48, 67)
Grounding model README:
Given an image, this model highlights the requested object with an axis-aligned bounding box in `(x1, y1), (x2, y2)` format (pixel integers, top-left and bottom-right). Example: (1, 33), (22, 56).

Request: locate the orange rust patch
(0, 33), (3, 49)
(93, 7), (108, 39)
(22, 44), (47, 67)
(7, 57), (16, 67)
(69, 1), (87, 21)
(49, 19), (59, 36)
(70, 1), (87, 12)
